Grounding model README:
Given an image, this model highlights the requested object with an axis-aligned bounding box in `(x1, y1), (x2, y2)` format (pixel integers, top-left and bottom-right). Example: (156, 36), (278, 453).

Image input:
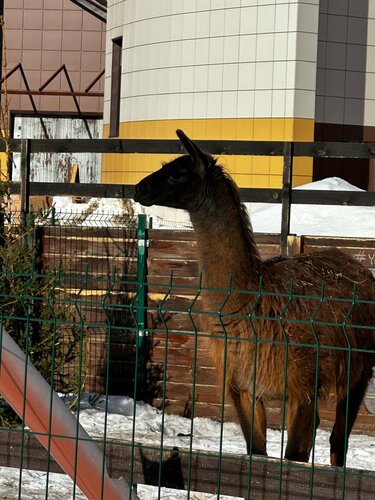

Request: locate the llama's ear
(176, 129), (207, 177)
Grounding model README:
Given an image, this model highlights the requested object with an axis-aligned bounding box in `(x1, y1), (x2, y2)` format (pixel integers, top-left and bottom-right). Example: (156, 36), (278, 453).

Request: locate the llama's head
(134, 129), (213, 211)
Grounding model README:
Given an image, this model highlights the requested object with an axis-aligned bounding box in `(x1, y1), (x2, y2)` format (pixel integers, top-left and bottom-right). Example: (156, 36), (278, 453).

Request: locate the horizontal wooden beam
(8, 183), (375, 206)
(2, 138), (375, 159)
(9, 182), (135, 199)
(291, 190), (375, 206)
(0, 430), (373, 499)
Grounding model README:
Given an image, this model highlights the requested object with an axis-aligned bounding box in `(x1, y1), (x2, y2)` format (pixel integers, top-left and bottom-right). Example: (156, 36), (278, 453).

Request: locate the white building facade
(102, 0), (375, 190)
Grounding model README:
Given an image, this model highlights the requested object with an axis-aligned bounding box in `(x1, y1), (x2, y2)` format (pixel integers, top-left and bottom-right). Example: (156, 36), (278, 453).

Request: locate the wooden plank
(148, 239), (198, 260)
(147, 258), (199, 277)
(147, 231), (282, 265)
(42, 255), (137, 273)
(10, 182), (283, 204)
(148, 230), (282, 245)
(281, 142), (293, 258)
(69, 163), (79, 183)
(42, 226), (137, 240)
(292, 190), (375, 206)
(258, 242), (281, 259)
(42, 237), (137, 258)
(0, 430), (373, 499)
(2, 136), (375, 159)
(303, 237), (375, 271)
(146, 275), (203, 292)
(240, 188), (282, 203)
(148, 362), (218, 385)
(34, 272), (137, 289)
(294, 140), (375, 159)
(3, 137), (284, 155)
(27, 185), (373, 205)
(148, 229), (195, 242)
(303, 236), (375, 248)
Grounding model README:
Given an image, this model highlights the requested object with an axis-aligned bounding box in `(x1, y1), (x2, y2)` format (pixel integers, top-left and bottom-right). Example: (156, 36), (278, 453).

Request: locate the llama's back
(261, 247), (375, 339)
(256, 248), (375, 402)
(263, 247), (373, 289)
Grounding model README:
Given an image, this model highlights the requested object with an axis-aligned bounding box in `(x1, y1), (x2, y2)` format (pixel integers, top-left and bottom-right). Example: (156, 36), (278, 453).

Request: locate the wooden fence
(41, 225), (375, 435)
(5, 137), (375, 258)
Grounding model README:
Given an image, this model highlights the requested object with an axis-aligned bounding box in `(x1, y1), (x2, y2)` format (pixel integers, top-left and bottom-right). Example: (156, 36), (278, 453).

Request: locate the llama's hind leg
(330, 380), (367, 466)
(231, 390), (267, 455)
(285, 399), (319, 463)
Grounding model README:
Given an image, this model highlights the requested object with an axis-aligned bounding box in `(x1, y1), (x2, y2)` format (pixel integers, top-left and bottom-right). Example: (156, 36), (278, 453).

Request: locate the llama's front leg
(285, 399), (319, 462)
(231, 389), (267, 455)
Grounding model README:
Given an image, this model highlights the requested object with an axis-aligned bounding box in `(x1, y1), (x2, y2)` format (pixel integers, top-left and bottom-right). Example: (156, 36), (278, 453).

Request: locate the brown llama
(134, 129), (375, 466)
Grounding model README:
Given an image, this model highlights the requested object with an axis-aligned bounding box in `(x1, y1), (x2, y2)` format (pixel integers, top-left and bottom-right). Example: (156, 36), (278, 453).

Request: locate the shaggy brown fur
(134, 129), (375, 466)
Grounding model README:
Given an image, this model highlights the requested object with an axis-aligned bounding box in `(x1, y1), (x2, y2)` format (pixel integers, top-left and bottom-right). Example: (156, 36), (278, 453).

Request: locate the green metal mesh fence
(0, 213), (373, 499)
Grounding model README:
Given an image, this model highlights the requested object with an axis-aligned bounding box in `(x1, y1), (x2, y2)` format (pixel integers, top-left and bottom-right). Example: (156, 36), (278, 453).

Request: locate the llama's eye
(167, 166), (189, 184)
(168, 174), (180, 184)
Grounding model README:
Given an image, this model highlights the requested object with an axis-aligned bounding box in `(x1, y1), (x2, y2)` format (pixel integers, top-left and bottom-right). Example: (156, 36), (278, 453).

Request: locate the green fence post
(136, 214), (148, 400)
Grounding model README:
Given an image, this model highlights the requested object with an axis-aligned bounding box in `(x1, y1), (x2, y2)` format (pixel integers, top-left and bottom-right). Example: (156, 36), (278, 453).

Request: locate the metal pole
(136, 214), (148, 400)
(280, 141), (294, 258)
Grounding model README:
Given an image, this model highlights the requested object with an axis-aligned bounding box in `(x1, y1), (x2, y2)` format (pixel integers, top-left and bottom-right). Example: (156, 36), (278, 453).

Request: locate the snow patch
(1, 395), (373, 499)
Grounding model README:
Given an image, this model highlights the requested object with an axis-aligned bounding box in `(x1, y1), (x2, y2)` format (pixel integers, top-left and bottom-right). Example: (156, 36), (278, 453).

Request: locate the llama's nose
(134, 180), (149, 202)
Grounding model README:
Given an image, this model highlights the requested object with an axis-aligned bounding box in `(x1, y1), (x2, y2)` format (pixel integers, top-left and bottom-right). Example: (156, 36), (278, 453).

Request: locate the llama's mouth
(134, 190), (155, 206)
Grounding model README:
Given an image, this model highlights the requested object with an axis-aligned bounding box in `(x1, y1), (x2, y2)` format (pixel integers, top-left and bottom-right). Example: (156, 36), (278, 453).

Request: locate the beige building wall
(102, 0), (320, 187)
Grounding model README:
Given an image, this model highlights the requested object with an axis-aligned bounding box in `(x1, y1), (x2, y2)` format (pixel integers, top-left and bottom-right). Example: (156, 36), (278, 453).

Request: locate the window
(109, 37), (123, 137)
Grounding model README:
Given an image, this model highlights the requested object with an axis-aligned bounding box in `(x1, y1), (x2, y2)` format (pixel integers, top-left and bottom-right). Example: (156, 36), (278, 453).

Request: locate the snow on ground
(1, 177), (374, 498)
(49, 196), (135, 227)
(76, 394), (375, 470)
(0, 395), (374, 499)
(250, 177), (375, 238)
(138, 176), (375, 236)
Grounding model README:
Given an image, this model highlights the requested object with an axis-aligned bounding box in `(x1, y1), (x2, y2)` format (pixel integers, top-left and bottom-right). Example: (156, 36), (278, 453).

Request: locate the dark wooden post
(20, 138), (31, 231)
(280, 141), (294, 258)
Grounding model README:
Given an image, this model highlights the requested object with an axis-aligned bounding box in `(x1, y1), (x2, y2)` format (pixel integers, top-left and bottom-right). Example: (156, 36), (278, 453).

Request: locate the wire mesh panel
(141, 273), (375, 496)
(0, 264), (374, 499)
(0, 206), (374, 499)
(0, 268), (139, 499)
(38, 207), (138, 395)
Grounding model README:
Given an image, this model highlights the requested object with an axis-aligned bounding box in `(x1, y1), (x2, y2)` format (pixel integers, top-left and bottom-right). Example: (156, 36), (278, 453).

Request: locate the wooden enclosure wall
(42, 226), (375, 434)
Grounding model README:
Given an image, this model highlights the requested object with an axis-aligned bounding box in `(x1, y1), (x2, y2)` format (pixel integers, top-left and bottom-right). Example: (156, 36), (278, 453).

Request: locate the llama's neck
(189, 177), (261, 293)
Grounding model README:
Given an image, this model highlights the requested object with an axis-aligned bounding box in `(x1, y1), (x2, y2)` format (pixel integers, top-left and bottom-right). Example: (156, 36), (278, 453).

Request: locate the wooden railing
(3, 137), (375, 256)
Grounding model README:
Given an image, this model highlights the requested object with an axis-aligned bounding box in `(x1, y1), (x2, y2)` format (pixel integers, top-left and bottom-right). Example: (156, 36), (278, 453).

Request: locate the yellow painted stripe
(104, 117), (314, 140)
(101, 118), (314, 188)
(0, 153), (8, 178)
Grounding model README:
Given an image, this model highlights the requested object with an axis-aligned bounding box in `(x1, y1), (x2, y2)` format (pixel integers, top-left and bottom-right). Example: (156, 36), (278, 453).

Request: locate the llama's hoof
(330, 452), (344, 467)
